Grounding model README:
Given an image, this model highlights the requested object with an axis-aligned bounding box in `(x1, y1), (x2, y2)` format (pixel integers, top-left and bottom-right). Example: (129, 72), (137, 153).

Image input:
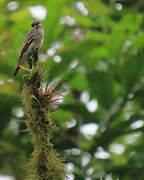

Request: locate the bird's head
(31, 20), (42, 29)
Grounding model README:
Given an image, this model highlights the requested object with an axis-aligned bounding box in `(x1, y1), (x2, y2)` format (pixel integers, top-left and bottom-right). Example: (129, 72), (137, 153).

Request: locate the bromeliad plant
(22, 68), (66, 180)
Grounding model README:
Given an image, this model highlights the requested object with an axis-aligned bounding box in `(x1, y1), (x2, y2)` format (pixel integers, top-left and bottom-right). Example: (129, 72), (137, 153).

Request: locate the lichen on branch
(22, 68), (66, 180)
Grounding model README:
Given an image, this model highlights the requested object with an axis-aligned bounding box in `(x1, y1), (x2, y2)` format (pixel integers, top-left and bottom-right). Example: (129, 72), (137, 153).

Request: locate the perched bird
(13, 20), (44, 77)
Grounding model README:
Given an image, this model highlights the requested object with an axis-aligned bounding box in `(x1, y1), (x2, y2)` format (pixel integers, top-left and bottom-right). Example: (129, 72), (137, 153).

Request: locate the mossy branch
(22, 68), (66, 180)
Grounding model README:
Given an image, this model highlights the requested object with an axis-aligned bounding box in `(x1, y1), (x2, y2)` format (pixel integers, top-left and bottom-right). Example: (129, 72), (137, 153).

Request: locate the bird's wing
(18, 29), (34, 64)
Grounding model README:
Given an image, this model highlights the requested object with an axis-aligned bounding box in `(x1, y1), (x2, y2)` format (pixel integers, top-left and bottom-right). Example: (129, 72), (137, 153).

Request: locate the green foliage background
(0, 0), (144, 179)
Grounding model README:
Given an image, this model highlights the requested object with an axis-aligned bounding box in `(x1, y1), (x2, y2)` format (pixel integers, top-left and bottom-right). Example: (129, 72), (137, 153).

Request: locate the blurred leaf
(44, 0), (67, 47)
(87, 70), (115, 109)
(0, 94), (20, 134)
(117, 49), (144, 91)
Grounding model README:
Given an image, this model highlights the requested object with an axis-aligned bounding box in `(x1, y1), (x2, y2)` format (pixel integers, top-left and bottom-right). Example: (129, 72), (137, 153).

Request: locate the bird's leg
(28, 58), (33, 69)
(33, 48), (38, 67)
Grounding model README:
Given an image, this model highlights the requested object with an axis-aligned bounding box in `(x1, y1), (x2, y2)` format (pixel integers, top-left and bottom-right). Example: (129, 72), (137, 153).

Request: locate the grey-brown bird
(13, 20), (44, 77)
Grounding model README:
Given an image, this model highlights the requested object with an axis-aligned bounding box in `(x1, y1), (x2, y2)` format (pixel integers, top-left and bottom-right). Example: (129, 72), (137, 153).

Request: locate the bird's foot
(30, 65), (37, 75)
(19, 66), (31, 72)
(31, 65), (34, 71)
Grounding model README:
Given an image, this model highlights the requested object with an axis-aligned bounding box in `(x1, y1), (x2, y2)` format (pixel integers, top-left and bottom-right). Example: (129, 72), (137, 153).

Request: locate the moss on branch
(22, 68), (65, 180)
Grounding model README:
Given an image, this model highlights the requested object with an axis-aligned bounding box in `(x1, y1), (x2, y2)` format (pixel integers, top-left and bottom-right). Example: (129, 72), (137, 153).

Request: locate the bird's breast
(34, 28), (44, 49)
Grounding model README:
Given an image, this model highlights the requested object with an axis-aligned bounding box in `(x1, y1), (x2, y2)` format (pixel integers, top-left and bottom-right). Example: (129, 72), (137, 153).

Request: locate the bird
(13, 20), (44, 77)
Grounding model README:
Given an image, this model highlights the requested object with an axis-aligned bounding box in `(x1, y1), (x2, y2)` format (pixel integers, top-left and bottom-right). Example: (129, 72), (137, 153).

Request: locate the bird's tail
(13, 65), (20, 77)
